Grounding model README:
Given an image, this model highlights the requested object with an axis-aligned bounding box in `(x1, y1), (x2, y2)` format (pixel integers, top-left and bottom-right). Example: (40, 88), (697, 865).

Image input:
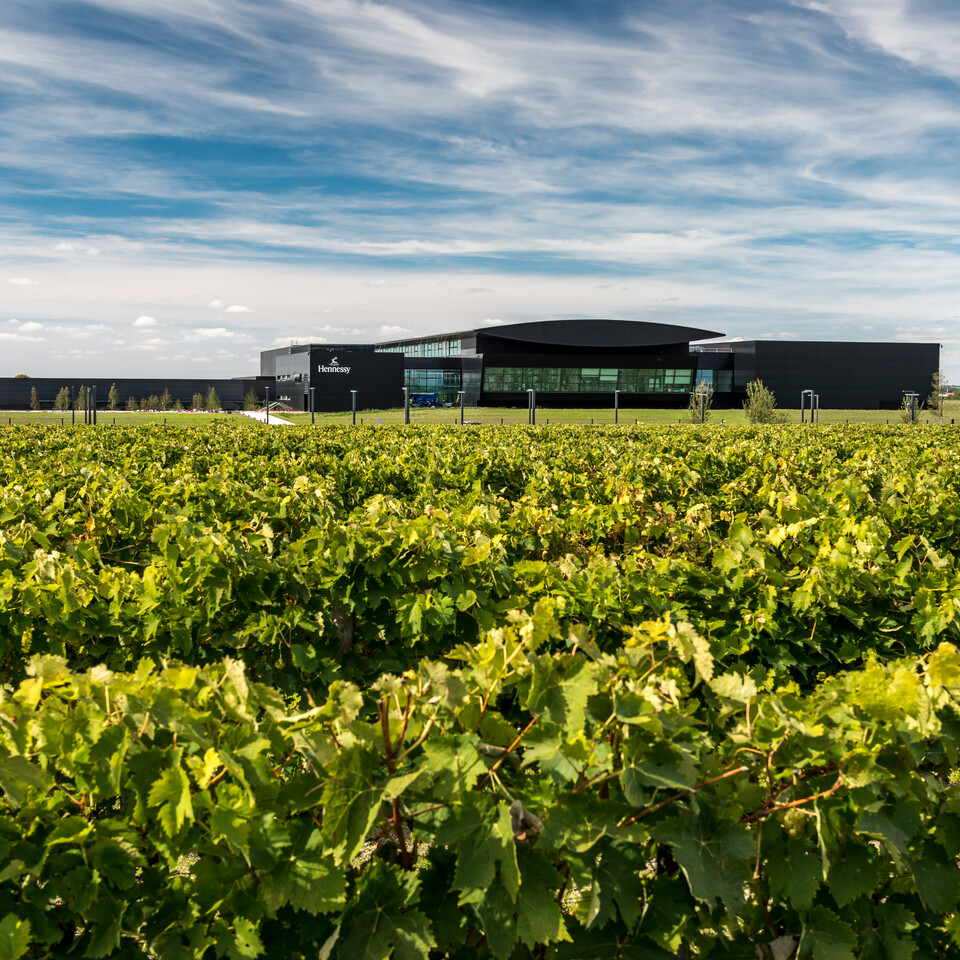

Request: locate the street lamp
(351, 389), (358, 425)
(614, 389), (620, 424)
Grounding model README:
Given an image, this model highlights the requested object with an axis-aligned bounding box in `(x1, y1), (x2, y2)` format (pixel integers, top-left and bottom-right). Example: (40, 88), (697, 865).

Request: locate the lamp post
(351, 389), (358, 425)
(458, 390), (464, 425)
(814, 394), (819, 424)
(527, 389), (536, 426)
(614, 389), (620, 425)
(903, 390), (919, 423)
(92, 385), (97, 426)
(310, 386), (315, 425)
(265, 386), (270, 425)
(403, 387), (410, 425)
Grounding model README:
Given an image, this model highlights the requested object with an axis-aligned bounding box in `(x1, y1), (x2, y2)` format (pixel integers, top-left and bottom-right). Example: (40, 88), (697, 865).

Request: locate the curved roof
(477, 318), (723, 347)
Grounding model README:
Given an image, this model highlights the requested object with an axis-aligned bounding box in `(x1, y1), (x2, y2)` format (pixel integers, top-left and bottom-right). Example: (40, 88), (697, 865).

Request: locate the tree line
(28, 384), (263, 412)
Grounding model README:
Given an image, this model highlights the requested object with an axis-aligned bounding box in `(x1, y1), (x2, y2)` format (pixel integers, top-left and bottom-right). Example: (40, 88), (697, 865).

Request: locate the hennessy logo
(319, 355), (351, 374)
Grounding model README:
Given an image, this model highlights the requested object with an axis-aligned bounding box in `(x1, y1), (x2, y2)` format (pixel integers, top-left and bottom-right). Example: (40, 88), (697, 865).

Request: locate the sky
(2, 0), (960, 379)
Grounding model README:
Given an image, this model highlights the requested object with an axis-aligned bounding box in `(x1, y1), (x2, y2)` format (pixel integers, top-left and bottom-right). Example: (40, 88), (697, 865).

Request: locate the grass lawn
(4, 399), (958, 428)
(281, 398), (960, 427)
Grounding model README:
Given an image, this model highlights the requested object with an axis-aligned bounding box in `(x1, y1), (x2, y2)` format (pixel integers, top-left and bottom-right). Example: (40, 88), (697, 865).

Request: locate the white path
(240, 410), (295, 426)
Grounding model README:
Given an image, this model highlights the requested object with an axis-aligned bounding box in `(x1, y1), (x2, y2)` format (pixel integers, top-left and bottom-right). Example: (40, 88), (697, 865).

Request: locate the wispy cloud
(0, 0), (959, 375)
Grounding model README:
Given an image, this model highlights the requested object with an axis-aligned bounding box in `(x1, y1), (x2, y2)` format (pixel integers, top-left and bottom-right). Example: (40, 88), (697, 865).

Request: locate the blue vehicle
(410, 392), (443, 408)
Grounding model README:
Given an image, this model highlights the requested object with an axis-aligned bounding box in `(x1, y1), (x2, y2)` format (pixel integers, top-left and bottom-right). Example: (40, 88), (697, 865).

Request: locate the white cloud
(272, 335), (329, 346)
(18, 321), (42, 332)
(379, 324), (410, 336)
(0, 332), (43, 342)
(481, 318), (504, 325)
(55, 242), (75, 251)
(187, 327), (254, 341)
(133, 315), (158, 326)
(207, 299), (224, 309)
(225, 304), (253, 313)
(7, 278), (38, 286)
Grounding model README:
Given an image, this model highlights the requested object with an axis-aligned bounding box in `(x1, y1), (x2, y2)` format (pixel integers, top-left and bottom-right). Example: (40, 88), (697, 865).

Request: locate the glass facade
(404, 368), (462, 399)
(378, 338), (462, 358)
(694, 369), (734, 392)
(483, 366), (696, 394)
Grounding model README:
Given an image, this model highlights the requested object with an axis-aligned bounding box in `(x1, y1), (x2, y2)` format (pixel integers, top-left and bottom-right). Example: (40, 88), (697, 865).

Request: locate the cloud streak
(0, 0), (959, 375)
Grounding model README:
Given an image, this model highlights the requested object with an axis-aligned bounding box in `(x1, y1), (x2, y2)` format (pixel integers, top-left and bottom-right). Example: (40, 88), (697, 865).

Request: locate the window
(482, 366), (697, 394)
(404, 368), (462, 400)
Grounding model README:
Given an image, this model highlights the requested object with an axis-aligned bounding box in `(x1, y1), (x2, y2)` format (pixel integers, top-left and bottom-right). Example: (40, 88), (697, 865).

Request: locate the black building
(264, 319), (938, 411)
(0, 320), (938, 412)
(260, 344), (403, 411)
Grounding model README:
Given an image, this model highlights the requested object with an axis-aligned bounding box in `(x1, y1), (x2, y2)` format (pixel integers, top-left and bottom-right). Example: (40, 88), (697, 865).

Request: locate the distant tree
(243, 388), (258, 411)
(54, 387), (71, 411)
(743, 379), (786, 424)
(688, 378), (714, 423)
(171, 398), (184, 412)
(159, 388), (173, 411)
(144, 394), (160, 411)
(74, 386), (87, 411)
(192, 392), (205, 411)
(206, 387), (220, 412)
(927, 370), (948, 419)
(14, 374), (29, 379)
(29, 386), (40, 411)
(126, 397), (138, 411)
(108, 383), (121, 410)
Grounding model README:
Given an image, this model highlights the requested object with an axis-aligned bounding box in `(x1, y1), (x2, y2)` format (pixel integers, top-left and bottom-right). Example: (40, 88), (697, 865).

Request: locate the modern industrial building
(261, 319), (940, 411)
(0, 318), (939, 411)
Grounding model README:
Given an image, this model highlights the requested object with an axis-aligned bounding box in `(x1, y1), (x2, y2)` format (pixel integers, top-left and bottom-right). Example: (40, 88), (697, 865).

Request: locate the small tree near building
(54, 387), (71, 411)
(29, 386), (40, 410)
(927, 370), (948, 419)
(688, 379), (714, 423)
(206, 387), (220, 412)
(243, 388), (258, 411)
(171, 398), (184, 412)
(192, 392), (205, 411)
(743, 379), (786, 424)
(108, 383), (121, 410)
(74, 386), (87, 411)
(159, 388), (173, 411)
(126, 397), (138, 411)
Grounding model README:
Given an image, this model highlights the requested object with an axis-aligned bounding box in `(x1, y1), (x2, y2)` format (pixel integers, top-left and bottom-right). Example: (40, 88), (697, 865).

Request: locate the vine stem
(740, 774), (844, 824)
(618, 766), (749, 828)
(477, 716), (538, 790)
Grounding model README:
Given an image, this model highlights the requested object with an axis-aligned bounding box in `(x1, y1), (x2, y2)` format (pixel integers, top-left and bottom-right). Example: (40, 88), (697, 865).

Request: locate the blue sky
(3, 0), (960, 378)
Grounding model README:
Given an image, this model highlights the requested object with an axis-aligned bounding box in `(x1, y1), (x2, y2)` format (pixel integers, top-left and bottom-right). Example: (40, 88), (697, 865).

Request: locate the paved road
(240, 410), (295, 426)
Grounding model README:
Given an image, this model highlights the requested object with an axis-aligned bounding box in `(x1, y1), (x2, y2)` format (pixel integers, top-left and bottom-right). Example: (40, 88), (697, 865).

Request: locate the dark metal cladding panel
(308, 348), (404, 411)
(740, 341), (939, 409)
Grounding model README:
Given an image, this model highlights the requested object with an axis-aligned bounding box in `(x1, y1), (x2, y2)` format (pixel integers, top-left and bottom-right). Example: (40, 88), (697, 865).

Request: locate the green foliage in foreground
(3, 608), (960, 957)
(2, 424), (960, 699)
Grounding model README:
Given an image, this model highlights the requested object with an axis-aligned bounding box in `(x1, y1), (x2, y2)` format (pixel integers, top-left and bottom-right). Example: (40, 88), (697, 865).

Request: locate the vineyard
(3, 423), (960, 957)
